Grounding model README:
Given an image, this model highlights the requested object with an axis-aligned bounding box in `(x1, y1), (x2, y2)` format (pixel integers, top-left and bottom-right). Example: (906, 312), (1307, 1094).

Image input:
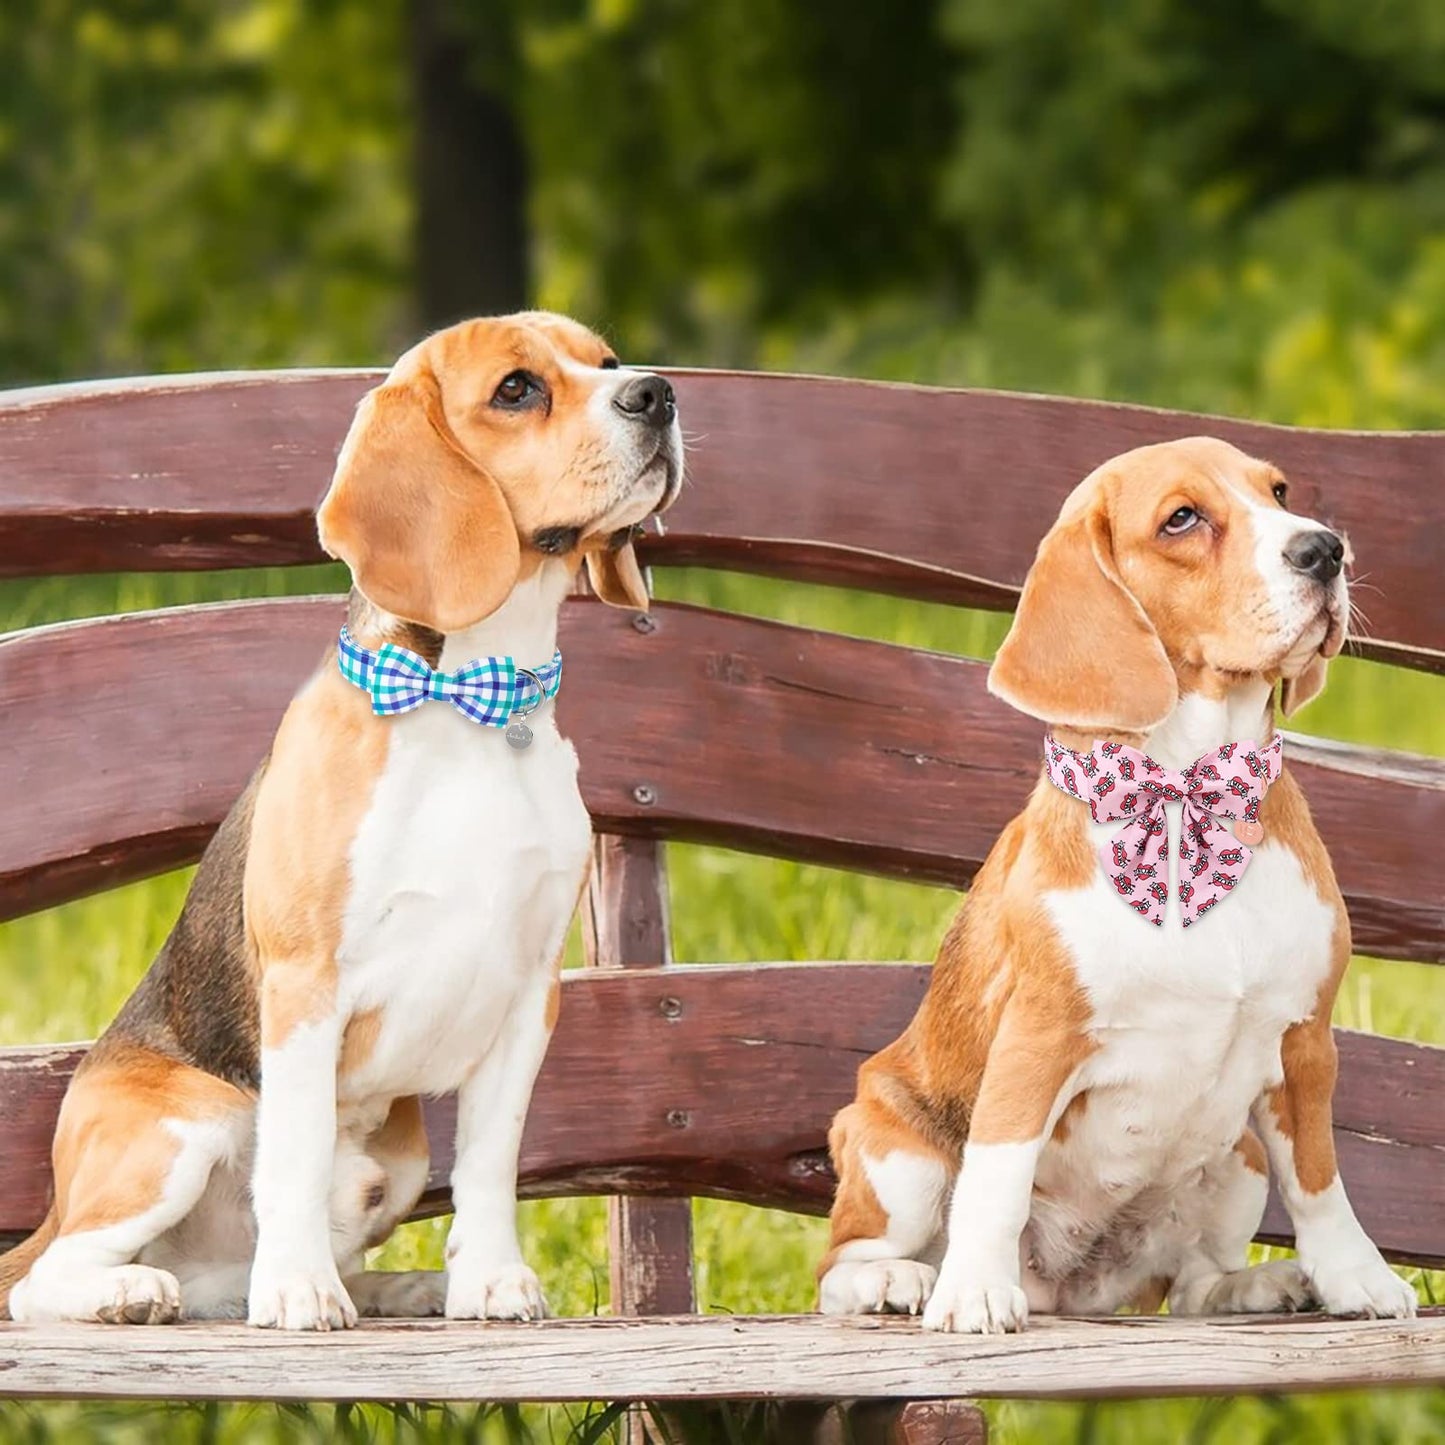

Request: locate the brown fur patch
(1265, 1016), (1342, 1196)
(1130, 1276), (1172, 1314)
(244, 660), (392, 1049)
(1234, 1128), (1268, 1178)
(1256, 769), (1350, 1197)
(1051, 1092), (1089, 1147)
(359, 1096), (431, 1248)
(819, 1090), (954, 1279)
(340, 1008), (385, 1078)
(51, 1046), (249, 1237)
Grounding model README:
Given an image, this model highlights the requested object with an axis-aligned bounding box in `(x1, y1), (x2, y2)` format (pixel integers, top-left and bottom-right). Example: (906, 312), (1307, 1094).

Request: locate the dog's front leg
(1253, 1013), (1415, 1319)
(247, 966), (354, 1331)
(444, 972), (558, 1321)
(923, 997), (1088, 1335)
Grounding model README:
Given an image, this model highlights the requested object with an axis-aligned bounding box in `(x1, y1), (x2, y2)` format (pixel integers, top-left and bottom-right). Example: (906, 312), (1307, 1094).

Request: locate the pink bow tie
(1044, 735), (1283, 928)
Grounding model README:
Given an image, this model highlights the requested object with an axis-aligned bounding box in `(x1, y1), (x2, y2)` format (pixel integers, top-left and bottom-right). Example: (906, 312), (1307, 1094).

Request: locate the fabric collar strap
(1044, 734), (1283, 928)
(338, 627), (562, 729)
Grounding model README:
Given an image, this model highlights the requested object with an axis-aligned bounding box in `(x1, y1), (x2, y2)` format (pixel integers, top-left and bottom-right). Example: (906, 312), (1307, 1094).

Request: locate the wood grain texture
(5, 599), (1441, 965)
(0, 1312), (1439, 1402)
(583, 836), (674, 974)
(885, 1402), (991, 1445)
(583, 835), (697, 1321)
(608, 1197), (696, 1320)
(2, 370), (1440, 671)
(2, 970), (1441, 1264)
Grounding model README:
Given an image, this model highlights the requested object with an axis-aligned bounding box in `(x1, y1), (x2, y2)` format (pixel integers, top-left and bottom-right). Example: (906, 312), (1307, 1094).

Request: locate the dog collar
(338, 627), (562, 750)
(1044, 735), (1283, 928)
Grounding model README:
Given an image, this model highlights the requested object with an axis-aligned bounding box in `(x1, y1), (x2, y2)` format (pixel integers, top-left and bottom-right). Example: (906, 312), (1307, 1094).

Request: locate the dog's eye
(1161, 506), (1201, 536)
(600, 356), (620, 370)
(492, 370), (544, 408)
(1272, 481), (1289, 507)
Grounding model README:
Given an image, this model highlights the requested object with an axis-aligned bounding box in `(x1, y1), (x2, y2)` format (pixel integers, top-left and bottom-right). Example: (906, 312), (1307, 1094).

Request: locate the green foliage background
(2, 1), (1443, 1441)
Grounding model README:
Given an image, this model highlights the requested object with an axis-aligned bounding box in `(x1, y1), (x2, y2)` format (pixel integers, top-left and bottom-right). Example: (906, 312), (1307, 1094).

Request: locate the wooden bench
(1, 370), (1442, 1440)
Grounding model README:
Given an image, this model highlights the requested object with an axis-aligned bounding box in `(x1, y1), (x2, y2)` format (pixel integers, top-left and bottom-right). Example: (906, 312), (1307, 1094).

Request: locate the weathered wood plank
(608, 1196), (696, 1320)
(2, 370), (1440, 671)
(583, 835), (697, 1320)
(0, 1312), (1439, 1402)
(2, 970), (1441, 1265)
(4, 600), (1441, 963)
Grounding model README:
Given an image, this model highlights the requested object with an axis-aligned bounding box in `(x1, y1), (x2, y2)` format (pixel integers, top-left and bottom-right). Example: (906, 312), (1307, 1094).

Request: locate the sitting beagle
(820, 437), (1417, 1333)
(0, 312), (682, 1330)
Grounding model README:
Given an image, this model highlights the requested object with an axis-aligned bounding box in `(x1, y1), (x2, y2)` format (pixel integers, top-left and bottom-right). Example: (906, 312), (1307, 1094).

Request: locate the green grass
(1, 565), (1442, 1443)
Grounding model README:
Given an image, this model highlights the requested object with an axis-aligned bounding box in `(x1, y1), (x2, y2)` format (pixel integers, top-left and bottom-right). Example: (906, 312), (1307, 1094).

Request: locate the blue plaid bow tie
(337, 627), (562, 729)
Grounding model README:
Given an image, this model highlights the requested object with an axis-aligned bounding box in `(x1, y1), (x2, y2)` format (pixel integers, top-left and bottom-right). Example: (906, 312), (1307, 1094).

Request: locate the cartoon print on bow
(1044, 734), (1284, 928)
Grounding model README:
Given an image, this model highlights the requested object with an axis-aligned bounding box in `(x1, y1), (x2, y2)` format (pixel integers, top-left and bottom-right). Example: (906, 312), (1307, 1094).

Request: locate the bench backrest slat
(1, 973), (1439, 1266)
(4, 599), (1441, 963)
(3, 372), (1441, 672)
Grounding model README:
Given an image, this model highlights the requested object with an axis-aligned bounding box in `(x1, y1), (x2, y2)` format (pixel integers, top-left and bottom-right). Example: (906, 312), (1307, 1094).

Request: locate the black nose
(1284, 529), (1345, 584)
(612, 373), (676, 428)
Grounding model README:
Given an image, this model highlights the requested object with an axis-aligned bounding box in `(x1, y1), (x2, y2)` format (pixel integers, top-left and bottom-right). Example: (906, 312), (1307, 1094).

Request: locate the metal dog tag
(506, 667), (544, 751)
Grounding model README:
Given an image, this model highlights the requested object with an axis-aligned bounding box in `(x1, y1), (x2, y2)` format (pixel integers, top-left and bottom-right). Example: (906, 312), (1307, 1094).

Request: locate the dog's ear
(1278, 653), (1330, 718)
(317, 365), (521, 633)
(585, 534), (651, 611)
(989, 502), (1176, 731)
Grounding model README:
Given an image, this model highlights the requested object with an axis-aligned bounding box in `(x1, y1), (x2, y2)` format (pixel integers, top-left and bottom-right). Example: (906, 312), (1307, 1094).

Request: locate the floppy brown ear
(585, 537), (651, 611)
(988, 504), (1176, 731)
(317, 370), (521, 633)
(1279, 654), (1329, 717)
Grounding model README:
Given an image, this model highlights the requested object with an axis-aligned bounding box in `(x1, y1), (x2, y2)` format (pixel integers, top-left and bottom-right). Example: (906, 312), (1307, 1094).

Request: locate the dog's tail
(0, 1208), (57, 1320)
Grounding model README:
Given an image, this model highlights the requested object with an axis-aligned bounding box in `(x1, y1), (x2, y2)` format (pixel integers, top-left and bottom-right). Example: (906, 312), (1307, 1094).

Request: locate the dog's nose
(612, 373), (676, 428)
(1283, 529), (1345, 584)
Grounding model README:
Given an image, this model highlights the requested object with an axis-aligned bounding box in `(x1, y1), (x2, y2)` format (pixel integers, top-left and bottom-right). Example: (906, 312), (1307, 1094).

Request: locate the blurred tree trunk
(410, 0), (528, 327)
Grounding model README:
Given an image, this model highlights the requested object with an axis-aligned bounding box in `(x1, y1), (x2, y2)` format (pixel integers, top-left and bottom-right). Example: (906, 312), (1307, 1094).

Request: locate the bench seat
(1, 1312), (1442, 1402)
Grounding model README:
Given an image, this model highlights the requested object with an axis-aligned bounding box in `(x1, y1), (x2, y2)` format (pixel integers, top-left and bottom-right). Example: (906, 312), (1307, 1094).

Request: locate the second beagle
(819, 437), (1416, 1333)
(0, 312), (682, 1330)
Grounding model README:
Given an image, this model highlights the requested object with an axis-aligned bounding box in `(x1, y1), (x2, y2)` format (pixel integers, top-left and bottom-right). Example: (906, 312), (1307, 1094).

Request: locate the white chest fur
(1034, 799), (1335, 1268)
(1032, 686), (1337, 1264)
(334, 572), (593, 1103)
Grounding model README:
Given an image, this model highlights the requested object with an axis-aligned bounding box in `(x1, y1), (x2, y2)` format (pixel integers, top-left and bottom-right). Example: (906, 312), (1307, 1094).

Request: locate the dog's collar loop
(1044, 734), (1283, 929)
(337, 627), (562, 739)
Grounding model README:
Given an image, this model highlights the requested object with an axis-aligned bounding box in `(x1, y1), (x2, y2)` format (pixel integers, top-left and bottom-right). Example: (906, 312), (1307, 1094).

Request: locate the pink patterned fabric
(1044, 734), (1284, 928)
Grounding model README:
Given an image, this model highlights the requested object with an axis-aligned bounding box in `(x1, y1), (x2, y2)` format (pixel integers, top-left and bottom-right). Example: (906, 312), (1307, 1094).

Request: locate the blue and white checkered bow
(337, 627), (562, 728)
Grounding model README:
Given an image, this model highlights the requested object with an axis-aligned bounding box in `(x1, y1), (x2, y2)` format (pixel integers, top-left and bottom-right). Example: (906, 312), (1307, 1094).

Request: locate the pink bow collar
(1044, 735), (1283, 928)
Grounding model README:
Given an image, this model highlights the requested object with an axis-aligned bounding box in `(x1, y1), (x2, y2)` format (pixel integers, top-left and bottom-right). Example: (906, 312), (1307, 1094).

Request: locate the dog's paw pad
(819, 1258), (937, 1317)
(93, 1266), (182, 1326)
(446, 1263), (547, 1321)
(922, 1276), (1029, 1334)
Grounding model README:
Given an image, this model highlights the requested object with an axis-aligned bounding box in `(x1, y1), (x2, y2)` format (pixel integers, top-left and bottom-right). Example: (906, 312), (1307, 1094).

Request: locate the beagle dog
(819, 437), (1417, 1333)
(0, 312), (682, 1330)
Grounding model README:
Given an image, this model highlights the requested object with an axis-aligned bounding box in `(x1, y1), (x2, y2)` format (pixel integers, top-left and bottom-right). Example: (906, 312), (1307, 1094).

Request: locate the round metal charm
(505, 667), (545, 751)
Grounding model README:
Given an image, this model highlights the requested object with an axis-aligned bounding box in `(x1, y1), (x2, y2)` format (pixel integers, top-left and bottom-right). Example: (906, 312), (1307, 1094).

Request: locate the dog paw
(446, 1262), (547, 1321)
(1308, 1254), (1417, 1320)
(248, 1261), (357, 1331)
(819, 1259), (937, 1316)
(1205, 1259), (1316, 1314)
(922, 1272), (1029, 1334)
(93, 1266), (182, 1326)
